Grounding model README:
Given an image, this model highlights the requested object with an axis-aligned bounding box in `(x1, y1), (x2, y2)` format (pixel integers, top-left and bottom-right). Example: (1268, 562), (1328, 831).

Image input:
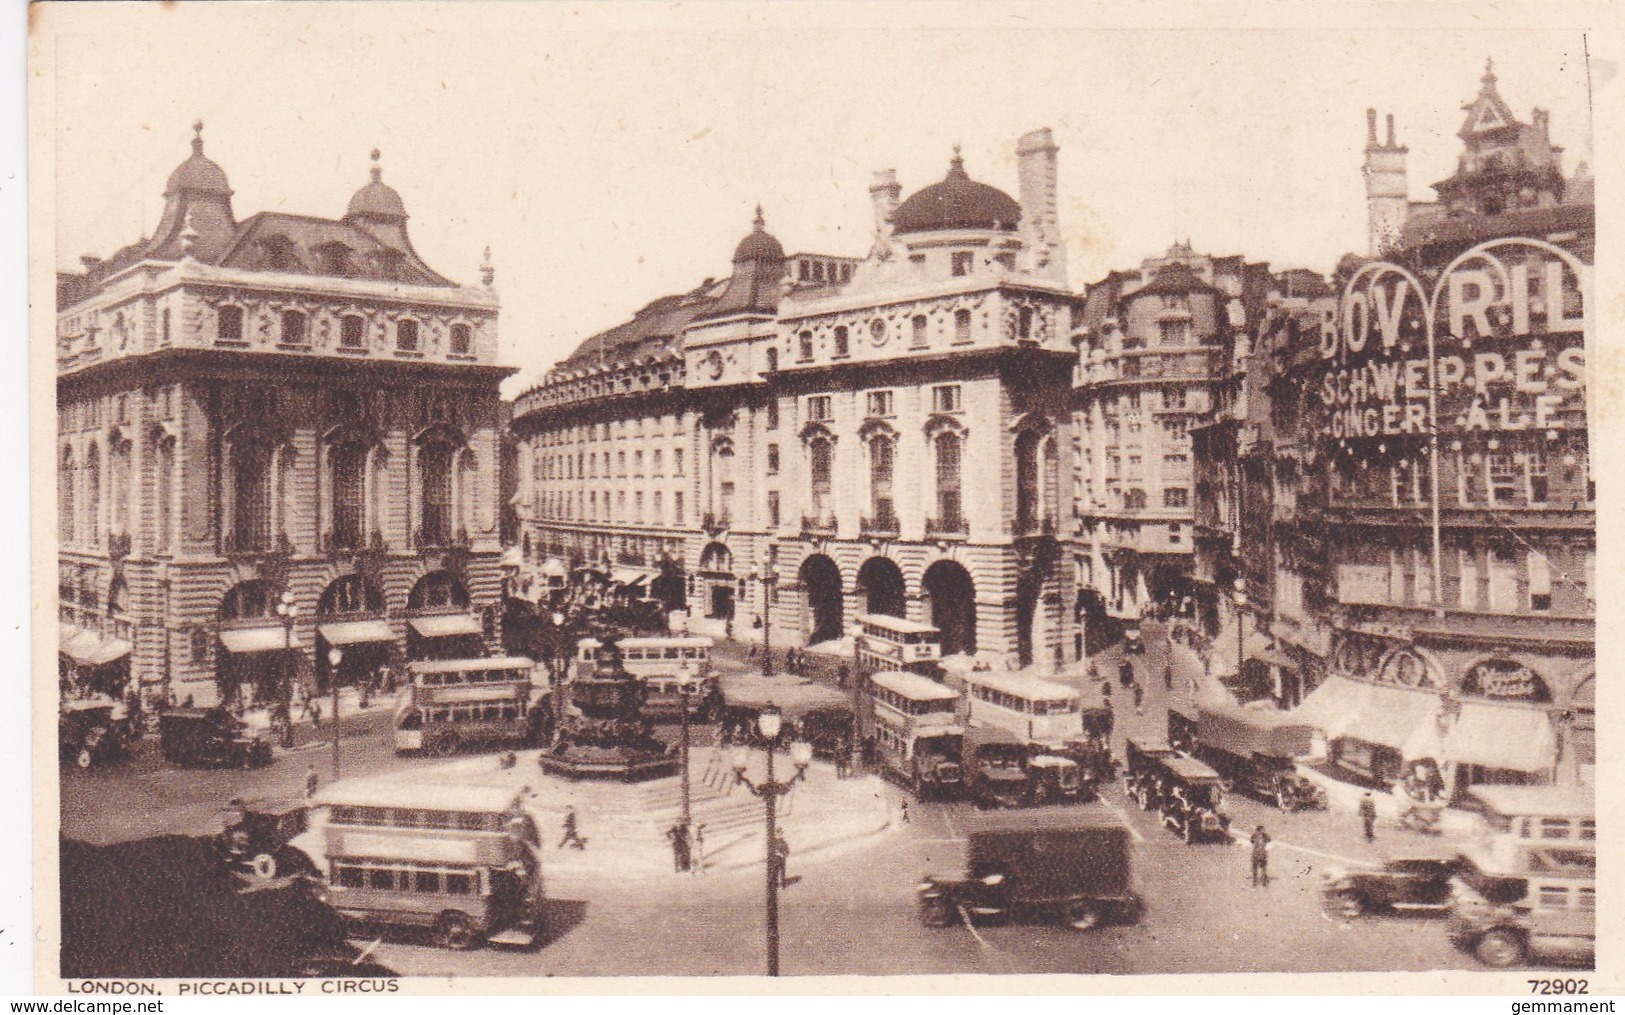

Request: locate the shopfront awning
(219, 626), (302, 655)
(318, 620), (397, 647)
(611, 567), (653, 587)
(1440, 703), (1557, 774)
(60, 629), (132, 668)
(1289, 677), (1374, 739)
(1343, 683), (1441, 751)
(501, 546), (524, 568)
(408, 614), (483, 639)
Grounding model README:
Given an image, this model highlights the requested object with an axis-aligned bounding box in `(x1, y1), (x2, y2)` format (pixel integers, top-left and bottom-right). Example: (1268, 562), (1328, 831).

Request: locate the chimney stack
(1016, 127), (1065, 284)
(869, 169), (901, 237)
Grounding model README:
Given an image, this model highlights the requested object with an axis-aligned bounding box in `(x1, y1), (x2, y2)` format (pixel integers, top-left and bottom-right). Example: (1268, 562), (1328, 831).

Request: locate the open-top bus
(959, 669), (1084, 750)
(865, 669), (964, 798)
(575, 636), (718, 719)
(308, 781), (546, 950)
(395, 656), (546, 756)
(855, 614), (941, 676)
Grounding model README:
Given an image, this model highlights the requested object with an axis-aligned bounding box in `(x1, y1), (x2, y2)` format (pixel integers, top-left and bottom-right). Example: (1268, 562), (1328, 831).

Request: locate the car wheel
(1065, 901), (1101, 931)
(1475, 929), (1525, 968)
(433, 911), (479, 950)
(251, 853), (278, 880)
(75, 749), (93, 770)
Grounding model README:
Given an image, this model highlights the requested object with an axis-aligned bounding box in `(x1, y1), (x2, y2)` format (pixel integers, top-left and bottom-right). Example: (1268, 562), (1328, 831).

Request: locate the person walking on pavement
(899, 799), (910, 825)
(1119, 659), (1135, 689)
(559, 805), (587, 850)
(1164, 660), (1174, 691)
(772, 833), (791, 888)
(1359, 792), (1378, 842)
(1250, 825), (1271, 887)
(1132, 681), (1145, 716)
(691, 825), (707, 874)
(667, 822), (691, 872)
(305, 762), (320, 799)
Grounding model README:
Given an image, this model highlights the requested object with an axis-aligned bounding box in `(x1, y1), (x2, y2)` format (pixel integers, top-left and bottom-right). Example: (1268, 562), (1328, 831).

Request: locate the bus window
(444, 872), (474, 896)
(665, 648), (681, 660)
(1581, 820), (1595, 841)
(413, 869), (443, 893)
(368, 867), (397, 891)
(336, 864), (366, 889)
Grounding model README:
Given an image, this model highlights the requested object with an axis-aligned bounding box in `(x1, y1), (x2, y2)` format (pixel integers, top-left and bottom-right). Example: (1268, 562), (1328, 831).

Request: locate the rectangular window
(766, 444), (780, 474)
(674, 492), (684, 525)
(635, 491), (644, 523)
(396, 319), (419, 352)
(1163, 453), (1190, 475)
(954, 309), (972, 344)
(767, 490), (780, 528)
(807, 395), (832, 421)
(1158, 320), (1191, 346)
(634, 450), (644, 476)
(1160, 417), (1189, 442)
(911, 315), (928, 348)
(617, 451), (627, 477)
(798, 331), (814, 362)
(1487, 454), (1519, 505)
(766, 399), (779, 430)
(1528, 551), (1552, 611)
(278, 310), (307, 345)
(616, 490), (626, 519)
(1488, 548), (1517, 611)
(833, 326), (850, 358)
(341, 315), (366, 348)
(1457, 454), (1483, 504)
(653, 491), (663, 524)
(674, 449), (685, 476)
(1525, 451), (1549, 504)
(951, 251), (974, 277)
(217, 305), (244, 343)
(1162, 386), (1187, 410)
(1168, 522), (1183, 545)
(931, 385), (961, 413)
(1163, 487), (1188, 509)
(866, 391), (894, 417)
(450, 323), (472, 355)
(652, 450), (664, 476)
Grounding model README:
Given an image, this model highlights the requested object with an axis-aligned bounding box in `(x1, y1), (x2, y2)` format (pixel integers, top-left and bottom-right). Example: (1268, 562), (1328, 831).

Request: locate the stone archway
(856, 557), (906, 618)
(798, 554), (844, 645)
(923, 559), (976, 657)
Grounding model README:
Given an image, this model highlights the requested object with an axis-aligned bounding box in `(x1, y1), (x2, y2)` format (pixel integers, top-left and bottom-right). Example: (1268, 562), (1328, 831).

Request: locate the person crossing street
(1250, 825), (1271, 887)
(1359, 792), (1378, 842)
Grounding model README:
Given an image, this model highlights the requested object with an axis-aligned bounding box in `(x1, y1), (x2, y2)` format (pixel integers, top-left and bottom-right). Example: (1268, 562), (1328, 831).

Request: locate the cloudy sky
(41, 3), (1598, 394)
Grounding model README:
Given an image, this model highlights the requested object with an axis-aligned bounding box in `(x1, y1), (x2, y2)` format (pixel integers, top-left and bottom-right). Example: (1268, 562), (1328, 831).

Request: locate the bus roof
(1469, 785), (1594, 819)
(576, 636), (713, 649)
(407, 656), (535, 674)
(314, 779), (523, 814)
(856, 614), (940, 636)
(870, 670), (959, 702)
(963, 670), (1078, 702)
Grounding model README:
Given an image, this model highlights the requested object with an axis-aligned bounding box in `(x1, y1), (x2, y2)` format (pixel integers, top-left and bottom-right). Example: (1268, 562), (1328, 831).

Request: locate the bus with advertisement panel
(855, 614), (941, 676)
(574, 636), (718, 719)
(395, 657), (546, 756)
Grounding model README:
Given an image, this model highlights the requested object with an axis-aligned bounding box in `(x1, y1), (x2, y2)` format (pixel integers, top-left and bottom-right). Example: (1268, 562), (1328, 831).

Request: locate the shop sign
(1319, 238), (1588, 441)
(1462, 659), (1551, 703)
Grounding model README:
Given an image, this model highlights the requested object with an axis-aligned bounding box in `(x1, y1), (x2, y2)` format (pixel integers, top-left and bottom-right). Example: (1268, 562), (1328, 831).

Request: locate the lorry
(1187, 702), (1326, 812)
(916, 806), (1141, 931)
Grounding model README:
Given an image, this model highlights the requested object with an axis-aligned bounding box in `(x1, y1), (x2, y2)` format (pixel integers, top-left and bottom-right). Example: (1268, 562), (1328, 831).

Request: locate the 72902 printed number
(1529, 980), (1588, 994)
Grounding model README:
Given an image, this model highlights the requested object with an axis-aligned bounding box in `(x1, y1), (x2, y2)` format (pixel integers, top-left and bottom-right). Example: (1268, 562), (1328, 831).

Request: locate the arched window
(154, 435), (175, 553)
(809, 437), (833, 520)
(935, 431), (963, 531)
(85, 443), (102, 547)
(229, 436), (273, 552)
(59, 446), (75, 544)
(419, 439), (455, 546)
(869, 433), (896, 528)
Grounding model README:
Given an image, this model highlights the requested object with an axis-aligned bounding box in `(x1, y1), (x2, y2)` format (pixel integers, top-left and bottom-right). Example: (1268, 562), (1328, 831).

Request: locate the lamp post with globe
(327, 646), (343, 778)
(274, 590), (297, 716)
(732, 703), (813, 977)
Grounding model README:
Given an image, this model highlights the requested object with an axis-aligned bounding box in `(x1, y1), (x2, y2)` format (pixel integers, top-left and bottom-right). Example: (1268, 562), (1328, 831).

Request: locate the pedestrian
(667, 822), (691, 872)
(692, 825), (707, 874)
(1119, 659), (1134, 688)
(305, 762), (320, 799)
(772, 833), (791, 887)
(558, 805), (587, 850)
(1163, 661), (1174, 690)
(834, 750), (848, 780)
(309, 697), (322, 729)
(837, 664), (849, 690)
(1359, 792), (1378, 842)
(899, 799), (910, 825)
(1100, 678), (1113, 704)
(1132, 681), (1145, 716)
(1250, 824), (1271, 887)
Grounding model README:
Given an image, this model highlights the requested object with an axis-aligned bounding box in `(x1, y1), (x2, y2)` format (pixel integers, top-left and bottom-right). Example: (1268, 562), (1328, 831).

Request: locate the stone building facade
(512, 131), (1086, 668)
(56, 128), (510, 708)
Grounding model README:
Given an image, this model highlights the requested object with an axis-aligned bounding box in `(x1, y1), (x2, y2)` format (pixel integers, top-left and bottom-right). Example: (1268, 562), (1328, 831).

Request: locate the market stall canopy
(318, 619), (396, 646)
(407, 614), (483, 639)
(219, 626), (302, 654)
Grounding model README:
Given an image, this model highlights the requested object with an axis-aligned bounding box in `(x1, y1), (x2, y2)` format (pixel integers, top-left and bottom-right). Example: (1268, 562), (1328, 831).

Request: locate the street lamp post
(848, 619), (864, 774)
(762, 568), (776, 678)
(550, 609), (568, 737)
(732, 703), (813, 977)
(327, 646), (343, 779)
(1233, 577), (1247, 687)
(274, 590), (297, 716)
(678, 660), (693, 834)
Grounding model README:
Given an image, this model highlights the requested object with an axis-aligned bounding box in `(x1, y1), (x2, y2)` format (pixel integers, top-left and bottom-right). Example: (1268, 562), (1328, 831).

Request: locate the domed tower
(345, 149), (412, 251)
(889, 148), (1025, 281)
(148, 121), (238, 261)
(705, 206), (787, 317)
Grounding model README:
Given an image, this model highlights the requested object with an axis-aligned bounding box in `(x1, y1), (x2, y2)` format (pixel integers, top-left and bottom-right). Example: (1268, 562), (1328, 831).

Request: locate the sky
(41, 3), (1599, 396)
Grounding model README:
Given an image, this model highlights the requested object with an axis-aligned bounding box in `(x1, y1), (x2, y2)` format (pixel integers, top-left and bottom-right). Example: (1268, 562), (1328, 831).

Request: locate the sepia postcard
(27, 0), (1625, 996)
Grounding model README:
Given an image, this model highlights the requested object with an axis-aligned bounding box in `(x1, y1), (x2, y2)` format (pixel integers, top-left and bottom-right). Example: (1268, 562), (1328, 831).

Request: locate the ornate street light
(732, 702), (813, 977)
(327, 646), (343, 779)
(1233, 576), (1247, 685)
(274, 590), (297, 712)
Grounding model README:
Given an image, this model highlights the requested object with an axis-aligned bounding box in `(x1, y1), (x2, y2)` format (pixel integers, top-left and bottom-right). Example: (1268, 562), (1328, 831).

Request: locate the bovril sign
(1318, 238), (1588, 441)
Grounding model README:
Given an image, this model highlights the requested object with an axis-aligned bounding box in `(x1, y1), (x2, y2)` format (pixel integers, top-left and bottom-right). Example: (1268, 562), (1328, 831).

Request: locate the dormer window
(450, 323), (472, 355)
(281, 310), (308, 346)
(951, 251), (974, 277)
(396, 318), (419, 352)
(217, 305), (244, 343)
(317, 241), (354, 277)
(261, 235), (299, 272)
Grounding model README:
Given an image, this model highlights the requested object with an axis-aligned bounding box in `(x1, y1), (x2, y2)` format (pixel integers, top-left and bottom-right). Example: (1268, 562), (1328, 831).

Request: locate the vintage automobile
(217, 797), (314, 881)
(1155, 754), (1231, 844)
(60, 701), (129, 769)
(158, 707), (273, 769)
(1025, 754), (1086, 806)
(1449, 865), (1594, 968)
(1121, 622), (1145, 654)
(1189, 703), (1327, 812)
(917, 806), (1141, 931)
(1059, 735), (1115, 797)
(1323, 855), (1464, 917)
(905, 732), (965, 800)
(1122, 738), (1180, 811)
(968, 743), (1033, 809)
(1166, 704), (1199, 754)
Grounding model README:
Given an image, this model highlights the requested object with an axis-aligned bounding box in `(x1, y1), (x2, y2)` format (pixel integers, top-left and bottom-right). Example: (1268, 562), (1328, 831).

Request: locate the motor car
(1322, 855), (1464, 917)
(59, 701), (128, 769)
(217, 797), (314, 881)
(158, 707), (273, 769)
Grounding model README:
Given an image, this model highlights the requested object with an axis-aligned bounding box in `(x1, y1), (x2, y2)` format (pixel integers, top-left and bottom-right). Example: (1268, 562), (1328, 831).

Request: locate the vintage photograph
(34, 2), (1602, 988)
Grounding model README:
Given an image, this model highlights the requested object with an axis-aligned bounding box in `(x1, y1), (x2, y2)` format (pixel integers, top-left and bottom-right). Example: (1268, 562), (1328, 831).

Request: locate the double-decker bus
(855, 614), (941, 676)
(309, 781), (546, 950)
(575, 636), (717, 719)
(395, 657), (545, 755)
(865, 669), (964, 798)
(959, 670), (1083, 750)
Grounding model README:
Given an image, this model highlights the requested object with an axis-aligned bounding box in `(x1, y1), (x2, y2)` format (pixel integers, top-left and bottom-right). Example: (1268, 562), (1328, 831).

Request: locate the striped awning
(220, 626), (302, 654)
(408, 613), (483, 639)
